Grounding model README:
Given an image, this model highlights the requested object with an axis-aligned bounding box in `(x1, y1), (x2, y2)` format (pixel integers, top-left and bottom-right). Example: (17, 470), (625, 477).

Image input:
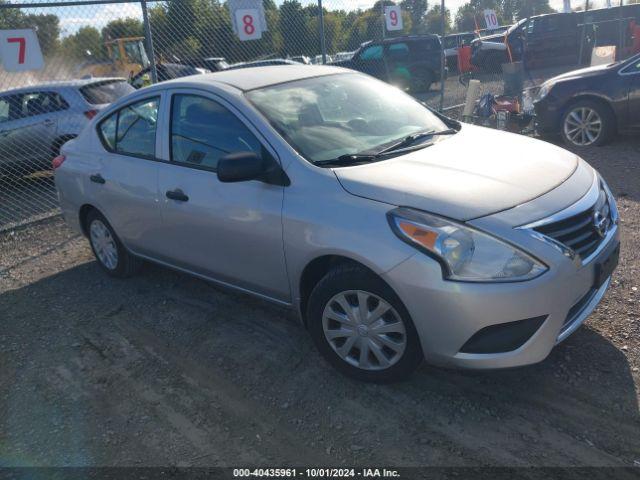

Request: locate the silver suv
(54, 66), (619, 382)
(0, 78), (134, 177)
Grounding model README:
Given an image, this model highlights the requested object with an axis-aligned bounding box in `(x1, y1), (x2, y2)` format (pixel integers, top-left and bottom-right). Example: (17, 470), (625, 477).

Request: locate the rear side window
(80, 80), (135, 105)
(98, 97), (159, 158)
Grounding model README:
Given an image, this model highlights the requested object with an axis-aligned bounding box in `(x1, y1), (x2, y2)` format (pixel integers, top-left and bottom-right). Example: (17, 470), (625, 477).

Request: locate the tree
(400, 0), (428, 33)
(279, 1), (312, 56)
(60, 26), (104, 61)
(423, 5), (451, 34)
(102, 17), (144, 41)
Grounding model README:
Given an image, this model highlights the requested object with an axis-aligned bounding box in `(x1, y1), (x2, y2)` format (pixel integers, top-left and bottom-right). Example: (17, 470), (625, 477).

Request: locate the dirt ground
(0, 134), (638, 469)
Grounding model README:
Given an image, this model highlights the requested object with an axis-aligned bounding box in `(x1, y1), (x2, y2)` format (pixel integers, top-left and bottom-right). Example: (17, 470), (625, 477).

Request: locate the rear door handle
(166, 189), (189, 202)
(90, 174), (105, 184)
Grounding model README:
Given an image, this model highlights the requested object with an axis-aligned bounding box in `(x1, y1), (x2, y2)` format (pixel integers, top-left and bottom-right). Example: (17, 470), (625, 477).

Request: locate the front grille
(534, 188), (612, 260)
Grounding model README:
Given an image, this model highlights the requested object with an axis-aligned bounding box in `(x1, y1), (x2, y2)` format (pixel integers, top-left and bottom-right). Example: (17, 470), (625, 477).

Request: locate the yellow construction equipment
(80, 37), (150, 79)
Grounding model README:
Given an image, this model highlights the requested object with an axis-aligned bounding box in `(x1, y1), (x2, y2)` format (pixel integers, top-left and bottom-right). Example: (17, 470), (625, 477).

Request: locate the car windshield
(246, 73), (449, 164)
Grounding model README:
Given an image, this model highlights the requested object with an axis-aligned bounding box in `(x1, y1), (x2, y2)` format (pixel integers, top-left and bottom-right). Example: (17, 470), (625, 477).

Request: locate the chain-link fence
(0, 0), (638, 230)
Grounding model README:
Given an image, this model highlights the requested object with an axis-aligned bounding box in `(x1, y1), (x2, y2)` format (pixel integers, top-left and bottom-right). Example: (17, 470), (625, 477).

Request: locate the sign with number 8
(235, 9), (262, 41)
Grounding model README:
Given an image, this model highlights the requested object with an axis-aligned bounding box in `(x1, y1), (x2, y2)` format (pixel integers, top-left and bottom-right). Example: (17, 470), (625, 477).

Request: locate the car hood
(548, 63), (613, 82)
(333, 124), (579, 221)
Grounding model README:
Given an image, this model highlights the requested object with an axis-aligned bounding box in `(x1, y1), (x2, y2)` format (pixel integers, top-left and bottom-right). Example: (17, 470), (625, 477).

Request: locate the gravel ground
(0, 133), (638, 469)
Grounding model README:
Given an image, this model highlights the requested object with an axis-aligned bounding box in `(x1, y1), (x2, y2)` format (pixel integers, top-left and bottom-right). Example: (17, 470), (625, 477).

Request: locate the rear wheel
(307, 264), (423, 382)
(561, 100), (615, 147)
(86, 210), (142, 278)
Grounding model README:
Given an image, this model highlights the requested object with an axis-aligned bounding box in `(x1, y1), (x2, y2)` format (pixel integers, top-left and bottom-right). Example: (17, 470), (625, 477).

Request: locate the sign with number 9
(235, 9), (262, 41)
(384, 6), (403, 31)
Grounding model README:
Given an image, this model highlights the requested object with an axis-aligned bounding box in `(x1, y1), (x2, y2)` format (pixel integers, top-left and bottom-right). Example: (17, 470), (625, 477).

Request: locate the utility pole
(318, 0), (327, 63)
(141, 0), (158, 84)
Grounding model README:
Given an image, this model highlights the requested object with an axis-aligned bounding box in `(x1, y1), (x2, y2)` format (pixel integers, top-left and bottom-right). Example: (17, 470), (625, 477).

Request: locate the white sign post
(0, 29), (44, 72)
(483, 9), (499, 29)
(235, 8), (262, 41)
(384, 6), (403, 32)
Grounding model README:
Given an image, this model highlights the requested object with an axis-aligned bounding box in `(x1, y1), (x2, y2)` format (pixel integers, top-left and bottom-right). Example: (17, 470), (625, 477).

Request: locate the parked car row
(0, 78), (134, 177)
(471, 5), (640, 71)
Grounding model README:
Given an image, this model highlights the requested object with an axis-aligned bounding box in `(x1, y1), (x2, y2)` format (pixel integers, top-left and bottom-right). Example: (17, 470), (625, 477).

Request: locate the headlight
(388, 208), (547, 282)
(536, 81), (555, 101)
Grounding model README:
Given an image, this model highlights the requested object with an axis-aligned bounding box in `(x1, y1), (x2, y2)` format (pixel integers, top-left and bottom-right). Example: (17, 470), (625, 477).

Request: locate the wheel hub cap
(90, 220), (118, 270)
(564, 107), (602, 146)
(322, 290), (407, 371)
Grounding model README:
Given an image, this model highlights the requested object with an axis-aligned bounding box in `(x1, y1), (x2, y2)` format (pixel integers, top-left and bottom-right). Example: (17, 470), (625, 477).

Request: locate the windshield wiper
(314, 128), (458, 168)
(375, 128), (457, 155)
(315, 154), (377, 167)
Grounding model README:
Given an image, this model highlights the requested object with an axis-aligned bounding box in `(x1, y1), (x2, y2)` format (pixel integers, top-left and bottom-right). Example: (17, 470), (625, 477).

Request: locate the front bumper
(382, 176), (619, 370)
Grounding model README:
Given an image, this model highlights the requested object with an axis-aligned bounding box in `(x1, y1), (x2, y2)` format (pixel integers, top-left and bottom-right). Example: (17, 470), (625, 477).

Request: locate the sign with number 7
(0, 29), (44, 72)
(235, 9), (262, 41)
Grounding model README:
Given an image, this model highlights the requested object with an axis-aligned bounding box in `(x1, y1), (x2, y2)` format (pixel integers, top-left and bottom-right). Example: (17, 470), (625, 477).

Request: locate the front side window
(246, 73), (448, 164)
(170, 94), (262, 170)
(98, 97), (159, 158)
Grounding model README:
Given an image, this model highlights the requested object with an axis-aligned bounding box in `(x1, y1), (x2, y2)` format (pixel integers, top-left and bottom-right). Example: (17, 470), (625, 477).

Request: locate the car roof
(0, 77), (125, 95)
(156, 65), (346, 92)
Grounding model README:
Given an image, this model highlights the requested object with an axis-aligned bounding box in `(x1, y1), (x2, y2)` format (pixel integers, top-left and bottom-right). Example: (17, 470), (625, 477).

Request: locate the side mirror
(217, 151), (290, 186)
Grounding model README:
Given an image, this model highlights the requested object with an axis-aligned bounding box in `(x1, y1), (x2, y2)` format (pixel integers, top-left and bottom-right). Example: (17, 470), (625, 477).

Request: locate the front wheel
(561, 100), (615, 147)
(307, 264), (423, 382)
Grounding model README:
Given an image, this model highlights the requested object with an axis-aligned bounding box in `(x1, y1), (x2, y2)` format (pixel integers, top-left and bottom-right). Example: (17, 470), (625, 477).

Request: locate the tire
(560, 99), (615, 148)
(306, 263), (423, 382)
(86, 209), (142, 278)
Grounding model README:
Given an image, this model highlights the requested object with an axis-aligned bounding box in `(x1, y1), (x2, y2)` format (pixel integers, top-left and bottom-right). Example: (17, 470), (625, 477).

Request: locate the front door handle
(166, 189), (189, 202)
(90, 174), (105, 184)
(44, 119), (55, 127)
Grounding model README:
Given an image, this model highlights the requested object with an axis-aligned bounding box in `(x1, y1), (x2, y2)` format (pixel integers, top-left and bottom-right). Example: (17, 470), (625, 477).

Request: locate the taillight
(52, 155), (66, 170)
(84, 109), (98, 120)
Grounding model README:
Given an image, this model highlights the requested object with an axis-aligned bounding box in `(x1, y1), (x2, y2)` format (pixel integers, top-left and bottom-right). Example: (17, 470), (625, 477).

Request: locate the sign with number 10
(235, 9), (262, 41)
(0, 29), (44, 72)
(483, 9), (499, 29)
(384, 6), (403, 31)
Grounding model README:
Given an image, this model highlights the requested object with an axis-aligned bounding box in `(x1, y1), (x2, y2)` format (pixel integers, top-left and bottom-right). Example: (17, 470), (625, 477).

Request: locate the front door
(352, 44), (387, 81)
(155, 90), (289, 302)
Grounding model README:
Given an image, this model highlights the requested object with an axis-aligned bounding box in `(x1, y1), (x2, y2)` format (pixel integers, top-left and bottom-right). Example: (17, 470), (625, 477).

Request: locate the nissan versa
(54, 66), (620, 382)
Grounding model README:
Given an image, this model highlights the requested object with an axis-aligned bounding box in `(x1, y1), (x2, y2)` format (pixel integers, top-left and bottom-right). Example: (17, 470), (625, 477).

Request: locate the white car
(54, 67), (619, 382)
(0, 78), (134, 176)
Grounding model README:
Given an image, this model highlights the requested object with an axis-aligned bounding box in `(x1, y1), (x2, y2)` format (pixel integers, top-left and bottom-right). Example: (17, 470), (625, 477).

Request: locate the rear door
(91, 95), (164, 256)
(11, 91), (59, 166)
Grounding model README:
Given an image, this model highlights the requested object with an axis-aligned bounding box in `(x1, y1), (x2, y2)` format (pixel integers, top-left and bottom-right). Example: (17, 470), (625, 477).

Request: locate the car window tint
(171, 94), (262, 170)
(116, 97), (159, 158)
(360, 45), (383, 61)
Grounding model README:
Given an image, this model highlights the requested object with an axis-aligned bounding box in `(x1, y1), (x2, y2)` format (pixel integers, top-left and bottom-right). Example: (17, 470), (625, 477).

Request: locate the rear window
(80, 80), (135, 105)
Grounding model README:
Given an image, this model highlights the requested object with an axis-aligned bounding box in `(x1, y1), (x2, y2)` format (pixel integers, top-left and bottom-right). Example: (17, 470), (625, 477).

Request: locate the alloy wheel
(90, 219), (118, 270)
(321, 290), (407, 371)
(563, 107), (602, 146)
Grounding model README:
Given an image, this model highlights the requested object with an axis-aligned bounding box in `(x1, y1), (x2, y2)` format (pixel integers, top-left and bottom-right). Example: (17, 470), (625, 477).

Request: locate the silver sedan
(54, 66), (619, 382)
